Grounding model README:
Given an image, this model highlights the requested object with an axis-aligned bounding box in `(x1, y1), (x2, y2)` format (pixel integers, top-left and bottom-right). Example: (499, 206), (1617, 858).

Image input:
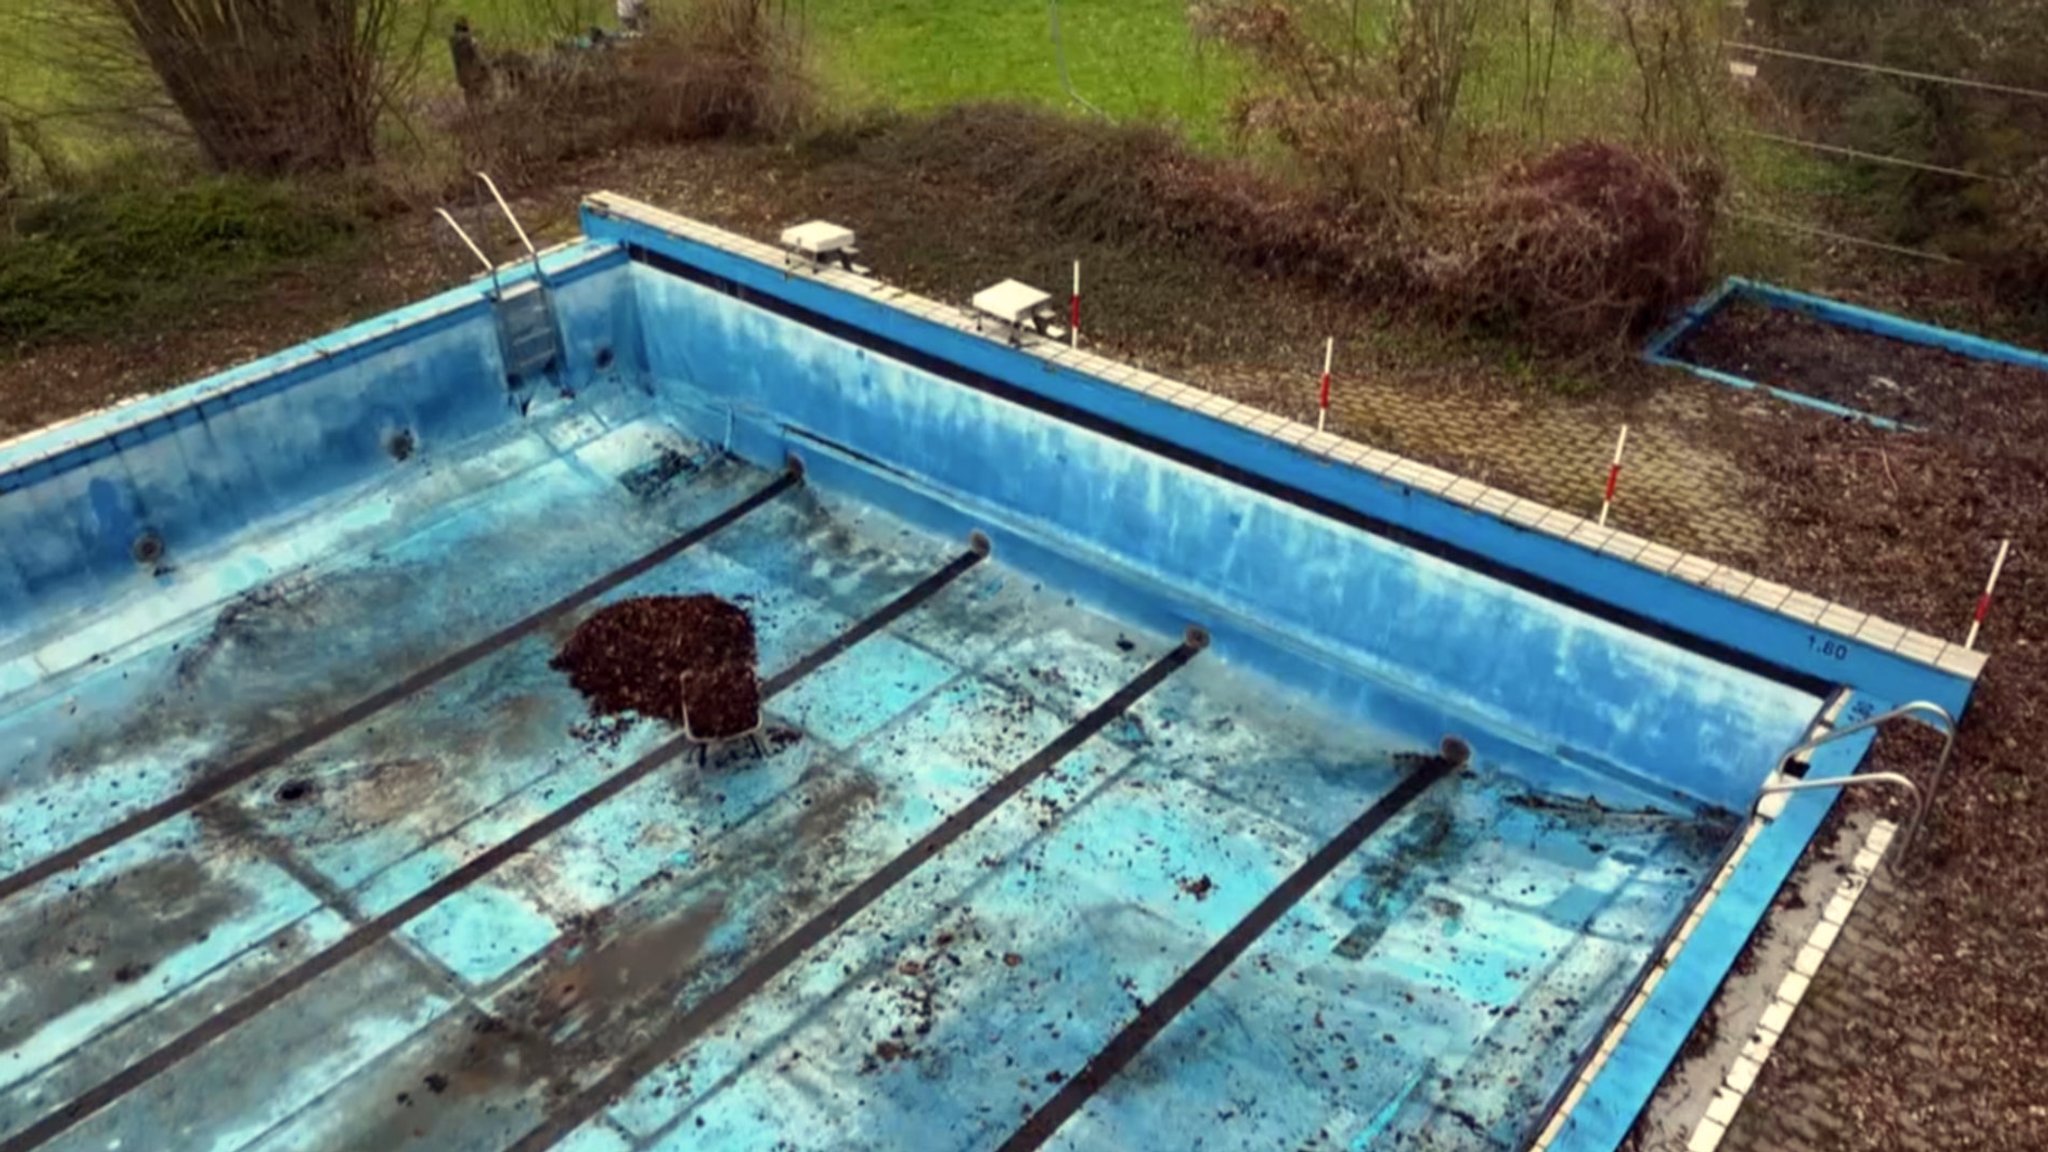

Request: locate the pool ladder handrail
(474, 171), (549, 290)
(1752, 700), (1956, 875)
(432, 173), (549, 296)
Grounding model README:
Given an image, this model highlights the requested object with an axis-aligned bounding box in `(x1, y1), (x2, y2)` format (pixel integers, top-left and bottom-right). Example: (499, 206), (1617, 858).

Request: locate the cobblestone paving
(1720, 866), (1961, 1152)
(1182, 361), (1769, 561)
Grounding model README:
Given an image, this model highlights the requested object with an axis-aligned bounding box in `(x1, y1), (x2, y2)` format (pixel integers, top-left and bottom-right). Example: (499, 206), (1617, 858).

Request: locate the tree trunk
(116, 0), (380, 176)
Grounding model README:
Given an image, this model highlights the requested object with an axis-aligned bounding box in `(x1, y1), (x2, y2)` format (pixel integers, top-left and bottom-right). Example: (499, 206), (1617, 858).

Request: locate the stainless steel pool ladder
(434, 173), (564, 385)
(1751, 700), (1957, 875)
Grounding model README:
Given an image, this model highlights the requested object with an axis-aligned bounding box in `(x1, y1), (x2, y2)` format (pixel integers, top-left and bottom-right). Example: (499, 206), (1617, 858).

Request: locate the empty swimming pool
(0, 196), (1982, 1152)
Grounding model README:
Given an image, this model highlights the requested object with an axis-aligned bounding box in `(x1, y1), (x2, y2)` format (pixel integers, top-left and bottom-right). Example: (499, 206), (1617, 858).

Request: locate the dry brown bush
(1406, 140), (1718, 350)
(1989, 158), (2048, 332)
(863, 104), (1403, 295)
(460, 0), (811, 183)
(863, 107), (1715, 354)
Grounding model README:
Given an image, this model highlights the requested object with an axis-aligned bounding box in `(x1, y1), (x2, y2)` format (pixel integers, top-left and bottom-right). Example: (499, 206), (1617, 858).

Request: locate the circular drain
(131, 529), (166, 567)
(275, 779), (316, 804)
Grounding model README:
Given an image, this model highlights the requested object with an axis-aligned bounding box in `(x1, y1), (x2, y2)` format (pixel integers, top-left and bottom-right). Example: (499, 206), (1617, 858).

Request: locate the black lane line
(506, 638), (1203, 1152)
(628, 244), (1832, 699)
(996, 751), (1462, 1152)
(0, 544), (981, 1152)
(0, 469), (800, 909)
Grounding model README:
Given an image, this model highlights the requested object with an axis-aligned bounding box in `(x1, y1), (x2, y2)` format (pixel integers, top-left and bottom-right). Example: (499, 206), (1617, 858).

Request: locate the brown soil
(551, 595), (760, 739)
(1674, 297), (2048, 430)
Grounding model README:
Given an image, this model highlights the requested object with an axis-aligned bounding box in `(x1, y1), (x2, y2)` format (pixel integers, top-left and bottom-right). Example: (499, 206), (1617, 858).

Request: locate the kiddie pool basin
(0, 197), (1980, 1152)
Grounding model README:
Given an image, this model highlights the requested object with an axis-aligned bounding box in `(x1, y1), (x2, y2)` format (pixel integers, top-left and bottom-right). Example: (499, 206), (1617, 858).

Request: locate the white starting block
(780, 220), (868, 274)
(971, 279), (1067, 346)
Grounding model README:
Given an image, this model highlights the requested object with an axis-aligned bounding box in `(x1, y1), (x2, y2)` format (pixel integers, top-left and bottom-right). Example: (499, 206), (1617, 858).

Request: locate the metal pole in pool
(1070, 260), (1081, 350)
(1598, 424), (1629, 528)
(1965, 537), (2011, 650)
(1317, 337), (1334, 434)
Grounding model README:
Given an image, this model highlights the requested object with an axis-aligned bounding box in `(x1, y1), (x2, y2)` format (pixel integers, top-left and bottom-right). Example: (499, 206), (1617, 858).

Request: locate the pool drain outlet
(131, 529), (166, 568)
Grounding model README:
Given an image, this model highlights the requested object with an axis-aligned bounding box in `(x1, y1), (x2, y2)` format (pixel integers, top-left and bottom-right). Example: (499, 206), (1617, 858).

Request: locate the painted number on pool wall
(1808, 634), (1849, 661)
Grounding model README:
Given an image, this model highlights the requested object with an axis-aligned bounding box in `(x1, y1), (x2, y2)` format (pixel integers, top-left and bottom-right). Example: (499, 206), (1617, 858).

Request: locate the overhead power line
(1726, 209), (1966, 265)
(1741, 129), (2006, 183)
(1725, 40), (2048, 102)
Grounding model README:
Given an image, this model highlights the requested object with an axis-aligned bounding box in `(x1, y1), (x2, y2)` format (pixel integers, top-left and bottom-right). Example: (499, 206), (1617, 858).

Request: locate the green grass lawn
(803, 0), (1239, 144)
(454, 0), (1241, 144)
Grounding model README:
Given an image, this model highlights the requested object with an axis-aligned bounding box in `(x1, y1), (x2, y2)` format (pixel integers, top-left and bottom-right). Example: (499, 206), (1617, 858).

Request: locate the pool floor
(0, 402), (1729, 1152)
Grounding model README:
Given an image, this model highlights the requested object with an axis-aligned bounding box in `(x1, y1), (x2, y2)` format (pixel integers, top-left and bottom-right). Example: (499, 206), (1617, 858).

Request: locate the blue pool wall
(624, 263), (1815, 814)
(581, 208), (1976, 716)
(1645, 276), (2048, 430)
(0, 243), (636, 643)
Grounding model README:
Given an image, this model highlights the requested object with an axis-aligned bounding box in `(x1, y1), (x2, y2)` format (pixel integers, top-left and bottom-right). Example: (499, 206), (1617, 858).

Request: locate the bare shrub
(1407, 140), (1718, 349)
(1191, 0), (1489, 207)
(864, 104), (1401, 293)
(1988, 158), (2048, 333)
(459, 0), (812, 182)
(1612, 0), (1725, 154)
(26, 0), (431, 177)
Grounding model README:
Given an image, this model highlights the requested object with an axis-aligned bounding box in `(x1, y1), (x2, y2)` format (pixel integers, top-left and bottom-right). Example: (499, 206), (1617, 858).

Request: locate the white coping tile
(1809, 921), (1840, 952)
(1671, 555), (1718, 584)
(1275, 423), (1315, 446)
(1725, 1055), (1761, 1095)
(1777, 970), (1811, 1008)
(1358, 449), (1400, 475)
(1410, 464), (1458, 494)
(573, 196), (1982, 681)
(1817, 603), (1869, 637)
(1601, 531), (1651, 562)
(1895, 632), (1945, 664)
(1637, 542), (1685, 573)
(1938, 645), (1988, 678)
(1742, 579), (1793, 612)
(1570, 522), (1616, 551)
(1758, 999), (1796, 1036)
(1854, 616), (1909, 652)
(1536, 510), (1583, 539)
(1475, 488), (1517, 514)
(1705, 1088), (1743, 1128)
(1778, 591), (1829, 624)
(1303, 431), (1346, 458)
(1738, 1032), (1775, 1067)
(1687, 1117), (1727, 1152)
(1707, 566), (1756, 598)
(1446, 478), (1489, 506)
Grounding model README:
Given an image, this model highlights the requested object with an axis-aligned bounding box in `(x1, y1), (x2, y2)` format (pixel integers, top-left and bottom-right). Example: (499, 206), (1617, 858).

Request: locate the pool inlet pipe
(1597, 424), (1629, 528)
(1965, 537), (2011, 650)
(1317, 337), (1334, 434)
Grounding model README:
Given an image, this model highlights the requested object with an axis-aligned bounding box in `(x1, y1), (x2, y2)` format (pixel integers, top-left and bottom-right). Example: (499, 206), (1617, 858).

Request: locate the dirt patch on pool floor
(551, 595), (761, 740)
(1672, 297), (2048, 431)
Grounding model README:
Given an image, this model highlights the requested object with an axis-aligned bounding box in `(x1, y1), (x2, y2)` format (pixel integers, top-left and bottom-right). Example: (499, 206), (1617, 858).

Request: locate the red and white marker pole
(1597, 424), (1629, 528)
(1317, 337), (1334, 434)
(1965, 537), (2011, 650)
(1070, 260), (1081, 350)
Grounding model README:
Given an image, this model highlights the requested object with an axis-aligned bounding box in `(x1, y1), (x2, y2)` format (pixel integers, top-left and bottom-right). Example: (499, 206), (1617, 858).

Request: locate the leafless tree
(12, 0), (435, 177)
